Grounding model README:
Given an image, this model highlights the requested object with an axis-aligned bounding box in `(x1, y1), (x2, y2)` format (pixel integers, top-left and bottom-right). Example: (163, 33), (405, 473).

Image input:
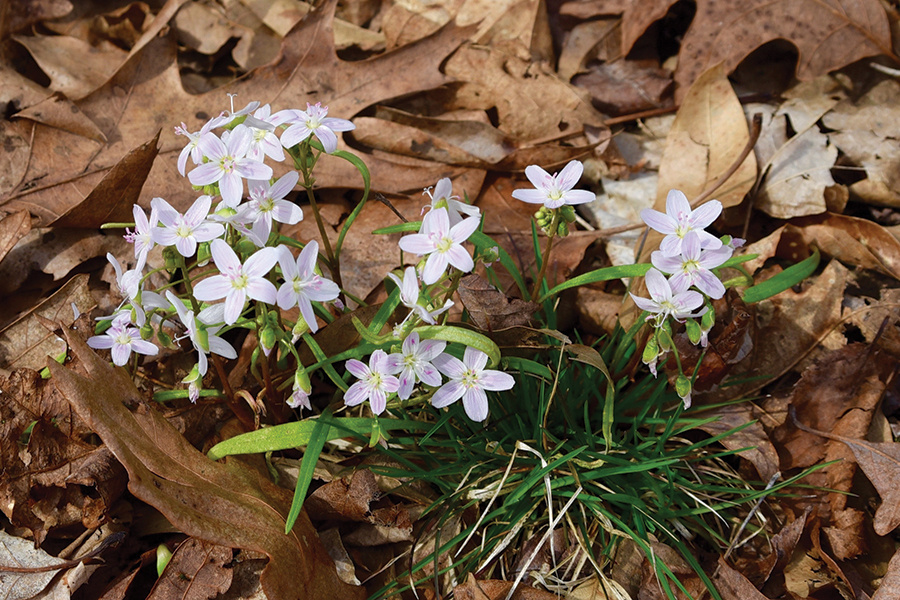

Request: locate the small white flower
(651, 232), (732, 299)
(640, 190), (724, 257)
(424, 178), (480, 228)
(174, 114), (228, 176)
(243, 104), (285, 163)
(87, 314), (158, 366)
(276, 241), (340, 334)
(344, 350), (400, 415)
(432, 347), (515, 422)
(193, 239), (278, 325)
(276, 103), (355, 154)
(124, 204), (158, 265)
(242, 171), (303, 243)
(630, 268), (705, 325)
(150, 196), (224, 258)
(387, 266), (453, 325)
(166, 292), (237, 377)
(386, 332), (446, 400)
(188, 125), (274, 207)
(398, 207), (479, 285)
(511, 160), (595, 209)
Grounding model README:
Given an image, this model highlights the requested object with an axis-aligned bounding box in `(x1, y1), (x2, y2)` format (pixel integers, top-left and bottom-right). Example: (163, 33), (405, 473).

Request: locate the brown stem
(212, 354), (254, 430)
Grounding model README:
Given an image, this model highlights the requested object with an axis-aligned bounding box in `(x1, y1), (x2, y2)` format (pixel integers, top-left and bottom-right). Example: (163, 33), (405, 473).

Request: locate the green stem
(530, 211), (560, 303)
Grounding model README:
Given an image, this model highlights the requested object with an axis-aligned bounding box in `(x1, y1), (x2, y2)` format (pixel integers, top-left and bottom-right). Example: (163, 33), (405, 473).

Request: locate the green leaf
(206, 416), (429, 461)
(539, 263), (652, 303)
(373, 222), (421, 235)
(503, 356), (553, 380)
(284, 407), (332, 534)
(414, 325), (502, 367)
(332, 149), (371, 258)
(742, 247), (820, 304)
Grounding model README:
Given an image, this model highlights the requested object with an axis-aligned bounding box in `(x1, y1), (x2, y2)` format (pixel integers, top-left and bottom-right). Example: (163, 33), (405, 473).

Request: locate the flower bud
(556, 221), (569, 237)
(291, 316), (310, 343)
(260, 325), (277, 357)
(182, 364), (202, 403)
(642, 335), (659, 365)
(675, 375), (692, 409)
(701, 306), (716, 332)
(560, 205), (577, 223)
(140, 321), (154, 340)
(288, 368), (312, 410)
(685, 319), (702, 345)
(163, 246), (180, 272)
(196, 242), (212, 266)
(157, 329), (172, 348)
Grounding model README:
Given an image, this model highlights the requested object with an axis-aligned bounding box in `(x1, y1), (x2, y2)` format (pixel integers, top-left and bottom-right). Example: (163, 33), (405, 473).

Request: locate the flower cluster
(88, 97), (349, 399)
(631, 190), (743, 408)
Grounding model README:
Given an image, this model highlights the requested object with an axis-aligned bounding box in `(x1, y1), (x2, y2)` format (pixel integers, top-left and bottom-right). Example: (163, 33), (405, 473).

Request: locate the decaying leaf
(791, 213), (900, 280)
(694, 403), (778, 481)
(453, 572), (562, 600)
(0, 210), (31, 267)
(0, 530), (66, 600)
(755, 125), (837, 219)
(619, 0), (891, 99)
(873, 547), (900, 600)
(147, 538), (233, 600)
(1, 0), (478, 221)
(50, 329), (364, 600)
(0, 356), (125, 544)
(12, 92), (107, 142)
(823, 80), (900, 208)
(458, 274), (538, 331)
(0, 273), (94, 371)
(713, 558), (773, 600)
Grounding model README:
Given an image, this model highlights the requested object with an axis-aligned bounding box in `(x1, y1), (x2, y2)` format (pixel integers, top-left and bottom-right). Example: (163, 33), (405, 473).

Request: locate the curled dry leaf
(458, 274), (538, 331)
(693, 403), (778, 481)
(712, 558), (773, 600)
(50, 329), (364, 600)
(873, 546), (900, 600)
(791, 213), (900, 280)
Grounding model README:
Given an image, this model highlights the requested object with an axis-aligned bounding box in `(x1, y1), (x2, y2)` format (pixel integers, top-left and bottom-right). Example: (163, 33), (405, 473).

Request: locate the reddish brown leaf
(50, 329), (365, 600)
(51, 130), (160, 229)
(713, 558), (773, 600)
(458, 274), (538, 331)
(0, 210), (31, 267)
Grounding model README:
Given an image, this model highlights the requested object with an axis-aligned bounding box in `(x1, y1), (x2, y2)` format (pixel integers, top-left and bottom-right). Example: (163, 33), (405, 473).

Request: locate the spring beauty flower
(242, 171), (303, 242)
(193, 239), (278, 325)
(188, 124), (274, 207)
(150, 196), (224, 258)
(174, 114), (228, 176)
(87, 313), (158, 366)
(640, 190), (724, 256)
(275, 241), (340, 334)
(387, 266), (453, 325)
(243, 103), (285, 163)
(424, 178), (480, 228)
(344, 349), (400, 415)
(511, 160), (595, 209)
(386, 332), (446, 400)
(278, 103), (355, 154)
(166, 291), (237, 377)
(124, 203), (158, 265)
(630, 268), (705, 325)
(432, 347), (515, 422)
(398, 207), (479, 285)
(651, 232), (732, 299)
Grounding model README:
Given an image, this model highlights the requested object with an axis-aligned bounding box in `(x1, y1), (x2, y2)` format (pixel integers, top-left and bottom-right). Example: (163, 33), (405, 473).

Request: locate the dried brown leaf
(572, 60), (672, 117)
(792, 213), (900, 280)
(12, 92), (107, 142)
(0, 273), (93, 371)
(793, 396), (900, 536)
(872, 546), (900, 600)
(558, 17), (621, 81)
(50, 329), (365, 600)
(0, 530), (66, 600)
(620, 0), (891, 99)
(458, 274), (538, 331)
(453, 573), (561, 600)
(0, 210), (31, 267)
(713, 558), (773, 600)
(51, 131), (160, 229)
(694, 403), (779, 481)
(147, 538), (233, 600)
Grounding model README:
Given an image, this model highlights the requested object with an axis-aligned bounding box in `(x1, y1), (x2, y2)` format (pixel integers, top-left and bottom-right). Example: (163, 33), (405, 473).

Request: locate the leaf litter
(2, 0), (900, 598)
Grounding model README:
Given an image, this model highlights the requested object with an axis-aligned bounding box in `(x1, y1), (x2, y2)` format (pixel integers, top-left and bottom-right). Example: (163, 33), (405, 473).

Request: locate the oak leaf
(619, 0), (892, 99)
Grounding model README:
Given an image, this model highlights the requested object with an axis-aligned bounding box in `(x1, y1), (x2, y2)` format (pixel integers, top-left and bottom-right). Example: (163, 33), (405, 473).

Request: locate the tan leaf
(755, 125), (837, 219)
(50, 330), (364, 600)
(620, 0), (891, 99)
(712, 558), (773, 600)
(0, 210), (31, 268)
(792, 213), (900, 280)
(0, 530), (66, 600)
(654, 63), (757, 211)
(12, 34), (126, 100)
(823, 80), (900, 208)
(873, 547), (900, 600)
(694, 403), (779, 481)
(12, 92), (107, 142)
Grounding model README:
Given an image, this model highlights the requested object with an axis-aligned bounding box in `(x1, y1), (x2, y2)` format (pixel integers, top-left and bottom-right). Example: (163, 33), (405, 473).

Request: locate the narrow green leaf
(539, 263), (652, 303)
(284, 407), (332, 534)
(414, 325), (502, 367)
(332, 149), (371, 257)
(468, 231), (529, 297)
(742, 247), (820, 304)
(373, 222), (421, 235)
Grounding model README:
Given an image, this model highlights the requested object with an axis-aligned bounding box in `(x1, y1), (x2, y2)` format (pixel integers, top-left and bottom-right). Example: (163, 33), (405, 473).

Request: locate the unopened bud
(163, 246), (180, 272)
(560, 205), (577, 223)
(157, 330), (172, 347)
(557, 221), (569, 237)
(642, 336), (659, 365)
(140, 321), (154, 340)
(701, 306), (716, 331)
(291, 317), (310, 343)
(685, 319), (702, 345)
(675, 374), (692, 409)
(260, 325), (277, 357)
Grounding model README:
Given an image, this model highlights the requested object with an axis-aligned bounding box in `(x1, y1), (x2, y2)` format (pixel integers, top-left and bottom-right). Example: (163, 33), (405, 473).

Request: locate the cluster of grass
(365, 325), (819, 599)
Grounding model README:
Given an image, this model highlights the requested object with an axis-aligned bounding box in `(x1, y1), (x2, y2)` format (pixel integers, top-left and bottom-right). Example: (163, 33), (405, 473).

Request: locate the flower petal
(461, 387), (488, 421)
(431, 380), (465, 408)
